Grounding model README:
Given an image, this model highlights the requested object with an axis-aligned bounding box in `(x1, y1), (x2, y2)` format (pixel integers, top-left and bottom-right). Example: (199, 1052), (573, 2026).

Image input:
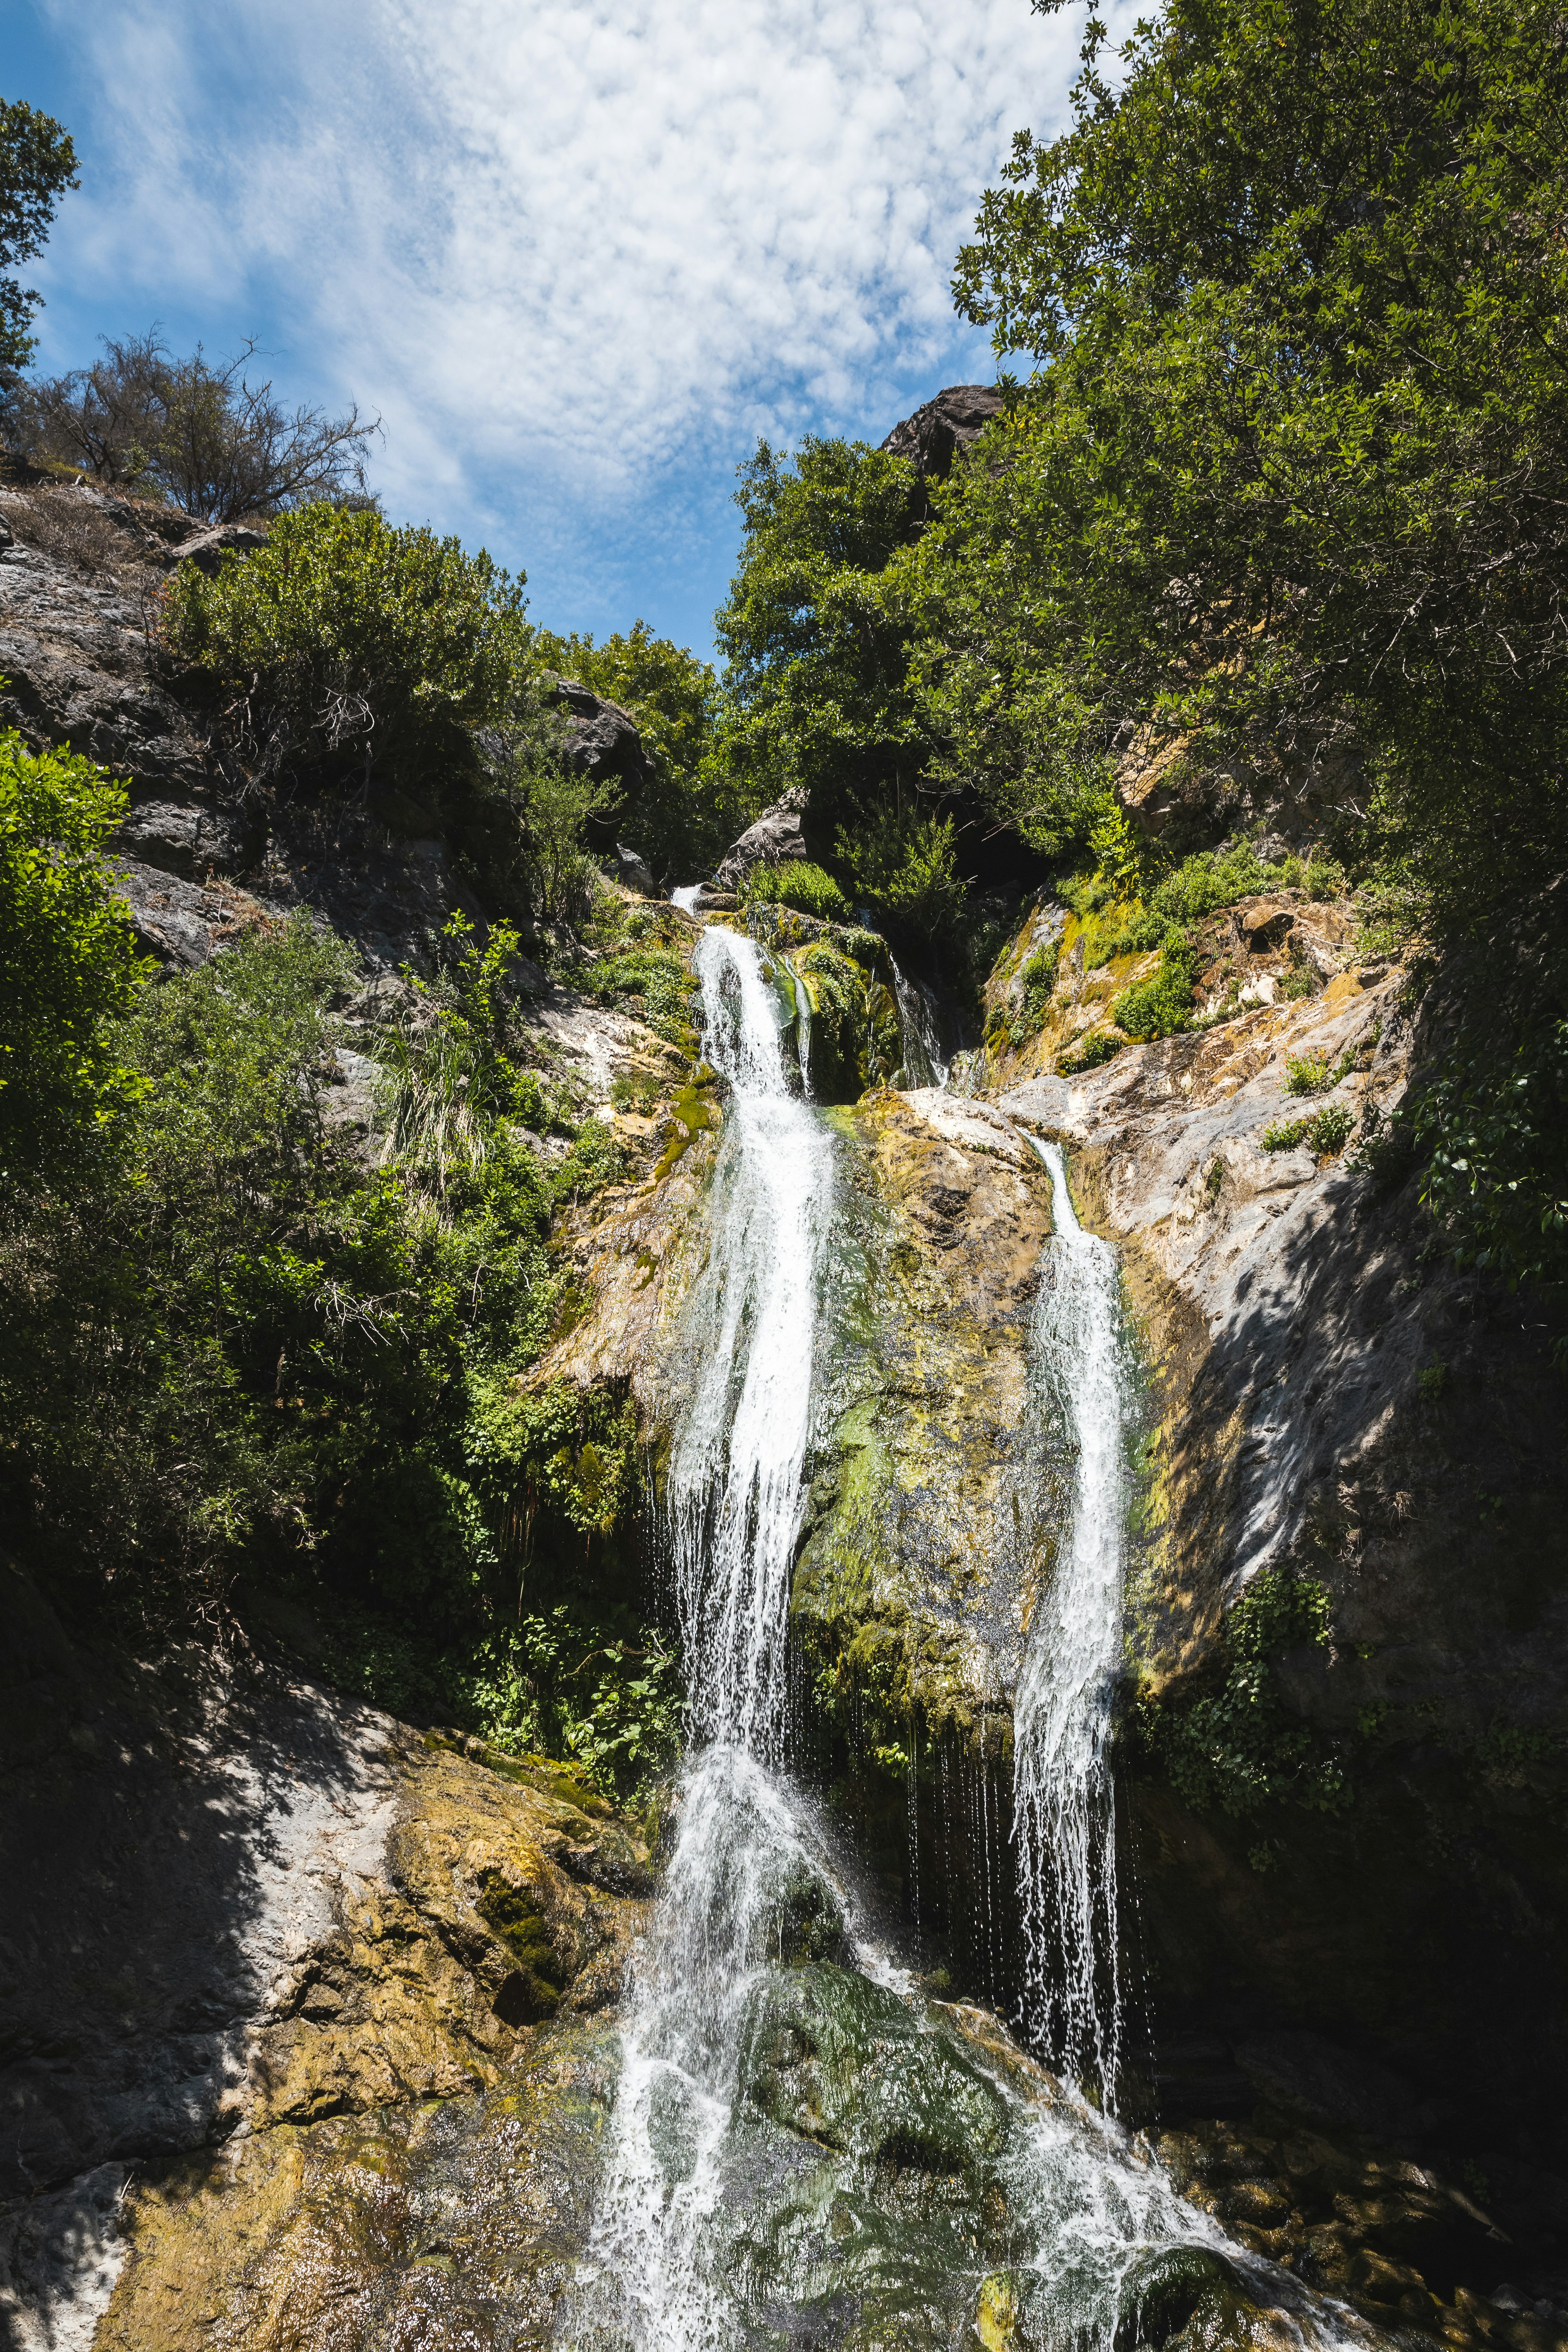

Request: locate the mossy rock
(477, 1868), (567, 2022)
(1114, 2247), (1259, 2352)
(790, 938), (902, 1101)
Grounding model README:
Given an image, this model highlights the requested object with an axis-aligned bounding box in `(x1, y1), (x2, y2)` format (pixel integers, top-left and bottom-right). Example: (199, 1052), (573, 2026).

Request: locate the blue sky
(9, 0), (1087, 659)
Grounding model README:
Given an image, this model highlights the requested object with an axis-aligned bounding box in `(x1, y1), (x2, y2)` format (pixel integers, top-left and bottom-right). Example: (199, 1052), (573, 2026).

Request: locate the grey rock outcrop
(712, 786), (809, 893)
(549, 677), (650, 790)
(167, 522), (270, 576)
(613, 841), (659, 896)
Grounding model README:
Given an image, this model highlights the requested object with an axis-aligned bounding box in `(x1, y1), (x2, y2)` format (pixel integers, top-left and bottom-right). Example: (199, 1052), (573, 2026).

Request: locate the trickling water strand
(890, 956), (949, 1087)
(1013, 1137), (1130, 2107)
(794, 966), (812, 1094)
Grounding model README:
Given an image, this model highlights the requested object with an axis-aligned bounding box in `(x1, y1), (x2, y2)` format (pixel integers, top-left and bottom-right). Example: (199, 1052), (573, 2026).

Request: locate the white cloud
(31, 0), (1087, 633)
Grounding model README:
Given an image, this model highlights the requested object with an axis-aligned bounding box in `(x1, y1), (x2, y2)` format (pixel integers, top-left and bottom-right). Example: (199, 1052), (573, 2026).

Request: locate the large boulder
(547, 679), (652, 848)
(712, 786), (809, 893)
(880, 384), (1005, 514)
(167, 520), (270, 576)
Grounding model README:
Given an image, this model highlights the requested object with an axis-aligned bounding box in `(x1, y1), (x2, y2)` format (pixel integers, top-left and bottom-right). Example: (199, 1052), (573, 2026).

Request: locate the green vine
(1138, 1568), (1350, 1818)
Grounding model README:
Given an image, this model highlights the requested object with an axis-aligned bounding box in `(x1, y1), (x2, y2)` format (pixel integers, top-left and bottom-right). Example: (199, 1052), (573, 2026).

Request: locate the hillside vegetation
(0, 0), (1564, 1766)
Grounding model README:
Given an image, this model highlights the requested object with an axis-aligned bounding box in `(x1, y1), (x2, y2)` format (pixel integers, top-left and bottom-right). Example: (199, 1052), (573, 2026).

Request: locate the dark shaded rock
(1235, 902), (1294, 954)
(1232, 2031), (1418, 2136)
(111, 796), (261, 880)
(880, 384), (1005, 481)
(547, 679), (652, 847)
(713, 787), (809, 893)
(1114, 2246), (1249, 2352)
(110, 860), (278, 968)
(613, 841), (659, 897)
(0, 527), (210, 795)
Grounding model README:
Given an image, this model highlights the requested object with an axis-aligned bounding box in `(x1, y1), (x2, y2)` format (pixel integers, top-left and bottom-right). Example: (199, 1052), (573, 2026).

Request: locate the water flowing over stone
(891, 956), (949, 1087)
(571, 926), (1362, 2352)
(570, 921), (838, 2345)
(666, 924), (836, 1753)
(1013, 1138), (1129, 2107)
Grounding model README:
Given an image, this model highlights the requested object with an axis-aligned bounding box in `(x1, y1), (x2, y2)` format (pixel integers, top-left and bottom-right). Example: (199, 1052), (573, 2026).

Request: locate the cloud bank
(27, 0), (1083, 639)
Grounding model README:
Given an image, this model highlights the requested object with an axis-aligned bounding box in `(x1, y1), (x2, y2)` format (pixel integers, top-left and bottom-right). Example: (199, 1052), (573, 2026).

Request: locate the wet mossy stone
(774, 1859), (853, 1965)
(477, 1869), (566, 2024)
(1114, 2246), (1253, 2352)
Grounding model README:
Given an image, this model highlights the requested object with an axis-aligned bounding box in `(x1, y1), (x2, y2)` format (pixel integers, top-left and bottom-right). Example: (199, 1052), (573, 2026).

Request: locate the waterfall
(1013, 1138), (1129, 2107)
(574, 921), (838, 2348)
(890, 956), (948, 1087)
(570, 931), (1354, 2352)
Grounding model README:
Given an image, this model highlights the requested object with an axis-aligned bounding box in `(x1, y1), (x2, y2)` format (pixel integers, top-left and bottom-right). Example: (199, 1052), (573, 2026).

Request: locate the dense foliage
(946, 0), (1568, 925)
(525, 619), (728, 884)
(163, 503), (532, 792)
(0, 840), (676, 1785)
(0, 728), (147, 1183)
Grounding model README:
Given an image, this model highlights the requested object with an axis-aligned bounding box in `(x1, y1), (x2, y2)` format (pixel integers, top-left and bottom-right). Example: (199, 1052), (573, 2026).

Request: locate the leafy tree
(24, 330), (378, 520)
(0, 96), (77, 383)
(713, 437), (928, 837)
(0, 726), (147, 1186)
(833, 809), (967, 948)
(938, 0), (1568, 927)
(162, 502), (532, 792)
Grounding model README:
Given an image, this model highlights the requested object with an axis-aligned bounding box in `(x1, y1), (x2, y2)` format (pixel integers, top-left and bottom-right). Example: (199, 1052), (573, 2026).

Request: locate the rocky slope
(0, 1557), (652, 2351)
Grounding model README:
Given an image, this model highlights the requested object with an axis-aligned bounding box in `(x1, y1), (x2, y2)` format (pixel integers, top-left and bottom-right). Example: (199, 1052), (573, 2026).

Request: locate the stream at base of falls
(562, 915), (1370, 2352)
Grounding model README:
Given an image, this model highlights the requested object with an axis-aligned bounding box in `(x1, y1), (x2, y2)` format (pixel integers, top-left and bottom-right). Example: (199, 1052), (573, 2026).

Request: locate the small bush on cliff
(1112, 935), (1201, 1040)
(834, 809), (967, 948)
(0, 726), (147, 1186)
(743, 860), (848, 923)
(162, 503), (531, 791)
(1141, 1569), (1347, 1818)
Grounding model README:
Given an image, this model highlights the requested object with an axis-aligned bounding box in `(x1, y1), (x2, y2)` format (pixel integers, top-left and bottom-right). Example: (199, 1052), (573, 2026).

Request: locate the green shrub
(833, 809), (966, 944)
(1142, 1568), (1348, 1817)
(1284, 1046), (1355, 1096)
(1084, 903), (1174, 969)
(162, 502), (531, 790)
(0, 727), (149, 1186)
(1112, 934), (1201, 1039)
(570, 940), (698, 1052)
(1059, 1027), (1124, 1073)
(744, 860), (849, 922)
(1262, 1102), (1356, 1155)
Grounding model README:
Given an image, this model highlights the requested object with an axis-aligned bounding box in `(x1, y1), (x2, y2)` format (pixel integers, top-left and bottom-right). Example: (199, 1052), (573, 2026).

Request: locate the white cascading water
(1013, 1138), (1129, 2107)
(573, 922), (838, 2349)
(571, 927), (1358, 2352)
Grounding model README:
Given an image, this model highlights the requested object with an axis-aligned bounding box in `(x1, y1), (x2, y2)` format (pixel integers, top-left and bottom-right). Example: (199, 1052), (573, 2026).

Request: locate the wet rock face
(795, 1090), (1056, 1738)
(999, 960), (1568, 2147)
